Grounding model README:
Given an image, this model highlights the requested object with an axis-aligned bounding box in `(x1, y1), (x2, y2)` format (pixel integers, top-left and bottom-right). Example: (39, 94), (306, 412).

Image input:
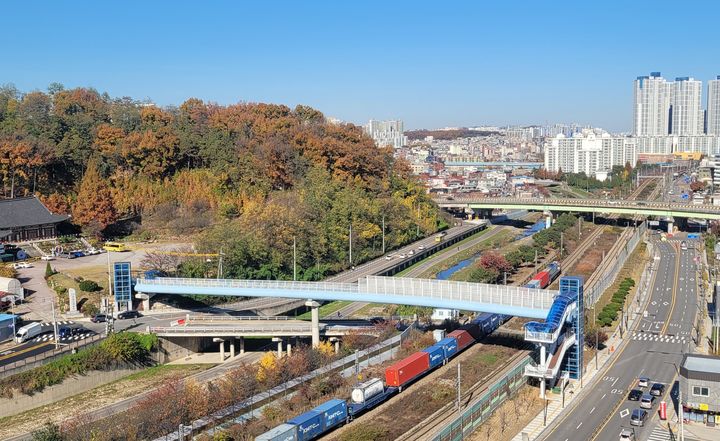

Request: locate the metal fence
(584, 222), (647, 306)
(430, 355), (532, 441)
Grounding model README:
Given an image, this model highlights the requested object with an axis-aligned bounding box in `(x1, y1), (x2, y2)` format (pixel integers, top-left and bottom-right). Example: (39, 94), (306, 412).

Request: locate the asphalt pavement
(541, 237), (699, 441)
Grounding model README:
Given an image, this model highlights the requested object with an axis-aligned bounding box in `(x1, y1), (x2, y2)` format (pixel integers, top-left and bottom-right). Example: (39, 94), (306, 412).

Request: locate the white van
(15, 322), (43, 343)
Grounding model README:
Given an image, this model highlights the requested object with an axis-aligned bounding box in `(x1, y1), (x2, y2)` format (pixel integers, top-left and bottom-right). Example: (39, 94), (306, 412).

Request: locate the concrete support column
(668, 220), (674, 233)
(305, 300), (321, 348)
(229, 338), (235, 358)
(540, 378), (546, 399)
(540, 344), (546, 367)
(272, 337), (283, 357)
(213, 338), (225, 362)
(330, 337), (340, 354)
(287, 341), (292, 356)
(544, 212), (553, 229)
(239, 336), (245, 354)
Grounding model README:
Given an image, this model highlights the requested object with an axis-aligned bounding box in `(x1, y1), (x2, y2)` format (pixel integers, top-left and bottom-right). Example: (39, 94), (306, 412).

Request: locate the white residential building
(635, 135), (720, 156)
(544, 133), (636, 177)
(708, 76), (720, 135)
(671, 77), (704, 135)
(634, 72), (672, 136)
(364, 119), (408, 149)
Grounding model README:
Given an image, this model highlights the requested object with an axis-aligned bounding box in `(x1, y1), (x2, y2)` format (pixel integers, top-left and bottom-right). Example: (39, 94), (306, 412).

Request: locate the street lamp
(664, 361), (685, 441)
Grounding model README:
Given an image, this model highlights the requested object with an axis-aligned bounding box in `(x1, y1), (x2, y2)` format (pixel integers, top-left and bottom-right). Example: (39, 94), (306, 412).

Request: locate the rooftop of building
(682, 353), (720, 375)
(0, 197), (69, 230)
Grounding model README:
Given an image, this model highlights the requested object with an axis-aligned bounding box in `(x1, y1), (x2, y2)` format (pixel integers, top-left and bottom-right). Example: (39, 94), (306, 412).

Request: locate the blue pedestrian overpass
(135, 275), (556, 319)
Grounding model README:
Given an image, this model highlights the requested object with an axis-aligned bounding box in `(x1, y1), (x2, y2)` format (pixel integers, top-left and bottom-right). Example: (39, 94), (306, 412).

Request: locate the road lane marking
(590, 406), (596, 414)
(576, 422), (583, 429)
(660, 244), (680, 335)
(0, 341), (53, 362)
(601, 393), (606, 400)
(612, 377), (620, 387)
(620, 408), (629, 418)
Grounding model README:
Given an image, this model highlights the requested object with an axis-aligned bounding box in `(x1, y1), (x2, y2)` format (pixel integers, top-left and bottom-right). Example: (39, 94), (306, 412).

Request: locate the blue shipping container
(313, 398), (347, 431)
(435, 337), (458, 359)
(255, 423), (298, 441)
(288, 411), (323, 441)
(422, 344), (446, 369)
(526, 280), (541, 289)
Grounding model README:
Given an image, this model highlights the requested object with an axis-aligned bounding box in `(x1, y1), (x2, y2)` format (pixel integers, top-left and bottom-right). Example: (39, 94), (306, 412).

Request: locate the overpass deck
(435, 197), (720, 219)
(135, 275), (556, 319)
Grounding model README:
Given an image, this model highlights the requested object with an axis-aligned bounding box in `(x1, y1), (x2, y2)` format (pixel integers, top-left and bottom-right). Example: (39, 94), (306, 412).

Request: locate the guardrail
(436, 197), (720, 213)
(188, 315), (292, 322)
(0, 334), (104, 377)
(149, 325), (316, 335)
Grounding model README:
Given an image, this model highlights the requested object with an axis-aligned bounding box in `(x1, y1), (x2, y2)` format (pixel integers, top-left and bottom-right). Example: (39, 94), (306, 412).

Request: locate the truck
(15, 322), (43, 343)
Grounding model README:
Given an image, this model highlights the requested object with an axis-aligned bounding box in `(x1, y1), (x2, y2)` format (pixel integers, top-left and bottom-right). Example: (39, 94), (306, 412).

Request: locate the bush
(80, 302), (99, 317)
(31, 422), (64, 441)
(44, 262), (55, 279)
(78, 280), (101, 292)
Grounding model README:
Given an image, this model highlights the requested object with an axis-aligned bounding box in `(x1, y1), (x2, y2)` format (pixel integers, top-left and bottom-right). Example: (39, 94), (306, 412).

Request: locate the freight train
(524, 261), (560, 289)
(256, 312), (506, 441)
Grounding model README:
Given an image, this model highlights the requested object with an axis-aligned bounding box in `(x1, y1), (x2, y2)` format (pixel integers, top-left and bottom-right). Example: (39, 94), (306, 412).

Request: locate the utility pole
(560, 232), (564, 258)
(51, 300), (59, 349)
(416, 204), (420, 237)
(534, 249), (538, 273)
(349, 223), (353, 266)
(382, 215), (386, 254)
(293, 237), (297, 281)
(456, 362), (461, 411)
(503, 271), (507, 285)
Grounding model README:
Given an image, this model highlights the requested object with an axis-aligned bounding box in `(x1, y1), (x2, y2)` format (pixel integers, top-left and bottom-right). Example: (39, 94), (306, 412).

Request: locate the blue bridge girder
(134, 275), (557, 319)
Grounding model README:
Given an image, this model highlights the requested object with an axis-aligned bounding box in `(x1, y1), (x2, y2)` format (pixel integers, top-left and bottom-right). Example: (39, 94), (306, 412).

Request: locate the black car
(650, 383), (665, 396)
(628, 389), (643, 401)
(58, 326), (81, 339)
(91, 314), (107, 323)
(117, 310), (141, 320)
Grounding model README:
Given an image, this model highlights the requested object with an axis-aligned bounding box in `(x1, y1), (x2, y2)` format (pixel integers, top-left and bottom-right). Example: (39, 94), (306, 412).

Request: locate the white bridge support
(305, 300), (321, 348)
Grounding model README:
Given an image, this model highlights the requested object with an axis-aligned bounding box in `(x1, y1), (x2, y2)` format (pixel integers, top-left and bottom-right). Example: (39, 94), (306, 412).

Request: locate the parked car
(91, 314), (107, 323)
(71, 251), (85, 258)
(117, 310), (142, 320)
(630, 408), (648, 426)
(398, 254), (406, 259)
(619, 428), (636, 441)
(40, 254), (55, 261)
(638, 377), (650, 388)
(12, 262), (31, 269)
(407, 250), (414, 256)
(385, 255), (393, 261)
(86, 248), (101, 255)
(627, 389), (643, 401)
(59, 252), (76, 259)
(58, 326), (82, 339)
(418, 245), (425, 250)
(650, 383), (665, 396)
(640, 394), (655, 409)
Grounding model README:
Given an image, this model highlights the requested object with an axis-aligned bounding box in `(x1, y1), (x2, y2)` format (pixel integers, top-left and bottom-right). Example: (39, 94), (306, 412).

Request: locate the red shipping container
(447, 329), (474, 350)
(532, 271), (550, 289)
(385, 352), (430, 388)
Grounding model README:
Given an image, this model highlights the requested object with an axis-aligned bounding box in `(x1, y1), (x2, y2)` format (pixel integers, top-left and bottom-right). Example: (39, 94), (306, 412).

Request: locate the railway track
(397, 345), (532, 441)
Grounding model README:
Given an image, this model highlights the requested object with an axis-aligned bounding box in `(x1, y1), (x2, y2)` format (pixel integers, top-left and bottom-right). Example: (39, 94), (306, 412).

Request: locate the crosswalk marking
(631, 331), (686, 344)
(647, 425), (674, 441)
(39, 320), (74, 327)
(33, 332), (94, 343)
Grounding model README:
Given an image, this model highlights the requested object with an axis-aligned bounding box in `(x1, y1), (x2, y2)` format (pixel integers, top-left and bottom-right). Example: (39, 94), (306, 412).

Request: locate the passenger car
(91, 314), (107, 323)
(638, 377), (650, 388)
(627, 389), (642, 401)
(640, 394), (655, 409)
(630, 409), (648, 426)
(619, 428), (635, 441)
(650, 383), (665, 396)
(117, 310), (141, 320)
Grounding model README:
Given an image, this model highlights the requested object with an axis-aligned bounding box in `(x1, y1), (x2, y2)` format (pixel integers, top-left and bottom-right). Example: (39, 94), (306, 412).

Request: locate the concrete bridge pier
(135, 292), (153, 312)
(305, 300), (321, 348)
(544, 211), (553, 229)
(213, 338), (225, 362)
(272, 337), (283, 357)
(229, 338), (235, 358)
(330, 337), (340, 354)
(239, 336), (245, 355)
(667, 218), (674, 233)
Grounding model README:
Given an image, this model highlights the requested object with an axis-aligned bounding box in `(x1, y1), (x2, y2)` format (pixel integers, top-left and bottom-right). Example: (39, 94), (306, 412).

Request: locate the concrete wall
(156, 336), (212, 363)
(0, 367), (139, 418)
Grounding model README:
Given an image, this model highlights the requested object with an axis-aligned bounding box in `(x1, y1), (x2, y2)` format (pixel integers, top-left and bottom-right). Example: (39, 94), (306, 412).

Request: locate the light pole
(664, 361), (685, 441)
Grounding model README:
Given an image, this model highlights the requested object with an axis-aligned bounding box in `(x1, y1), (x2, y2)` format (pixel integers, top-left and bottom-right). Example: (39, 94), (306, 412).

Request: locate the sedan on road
(630, 409), (648, 426)
(117, 310), (142, 320)
(650, 383), (665, 396)
(640, 394), (655, 409)
(638, 377), (650, 388)
(91, 314), (108, 323)
(627, 389), (643, 401)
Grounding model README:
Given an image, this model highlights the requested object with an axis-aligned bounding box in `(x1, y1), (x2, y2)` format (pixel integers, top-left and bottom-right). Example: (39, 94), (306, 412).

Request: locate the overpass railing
(363, 276), (555, 311)
(137, 277), (357, 292)
(149, 325), (316, 335)
(437, 197), (720, 214)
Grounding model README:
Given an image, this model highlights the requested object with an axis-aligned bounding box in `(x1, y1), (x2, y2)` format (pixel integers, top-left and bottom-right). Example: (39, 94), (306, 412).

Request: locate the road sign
(660, 401), (667, 420)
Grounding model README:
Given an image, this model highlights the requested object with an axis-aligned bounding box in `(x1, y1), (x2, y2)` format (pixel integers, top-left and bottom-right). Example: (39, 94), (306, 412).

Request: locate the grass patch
(297, 301), (352, 319)
(120, 363), (210, 381)
(476, 352), (499, 365)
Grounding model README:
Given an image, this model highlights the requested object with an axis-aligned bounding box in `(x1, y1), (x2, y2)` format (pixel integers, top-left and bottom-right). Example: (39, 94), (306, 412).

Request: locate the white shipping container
(351, 378), (384, 404)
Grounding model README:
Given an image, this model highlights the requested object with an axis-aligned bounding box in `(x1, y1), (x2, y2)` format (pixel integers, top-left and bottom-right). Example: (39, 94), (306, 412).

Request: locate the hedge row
(0, 332), (157, 398)
(596, 278), (635, 327)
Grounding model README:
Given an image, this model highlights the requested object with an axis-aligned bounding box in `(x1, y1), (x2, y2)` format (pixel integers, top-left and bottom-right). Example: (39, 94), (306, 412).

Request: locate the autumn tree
(72, 157), (117, 235)
(479, 252), (513, 273)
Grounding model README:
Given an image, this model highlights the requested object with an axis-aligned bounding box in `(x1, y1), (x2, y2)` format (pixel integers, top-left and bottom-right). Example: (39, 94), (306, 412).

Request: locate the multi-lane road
(541, 237), (700, 441)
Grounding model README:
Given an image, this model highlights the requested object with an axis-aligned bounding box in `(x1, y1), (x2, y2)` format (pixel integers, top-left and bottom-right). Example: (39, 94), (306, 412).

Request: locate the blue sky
(3, 1), (720, 131)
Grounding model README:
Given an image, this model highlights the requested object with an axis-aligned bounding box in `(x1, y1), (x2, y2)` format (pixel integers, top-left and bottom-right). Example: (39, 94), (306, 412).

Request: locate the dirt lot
(467, 385), (544, 441)
(561, 227), (622, 282)
(0, 364), (209, 439)
(325, 336), (526, 441)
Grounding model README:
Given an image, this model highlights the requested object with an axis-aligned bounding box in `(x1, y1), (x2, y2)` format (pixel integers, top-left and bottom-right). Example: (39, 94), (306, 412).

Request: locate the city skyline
(3, 1), (720, 131)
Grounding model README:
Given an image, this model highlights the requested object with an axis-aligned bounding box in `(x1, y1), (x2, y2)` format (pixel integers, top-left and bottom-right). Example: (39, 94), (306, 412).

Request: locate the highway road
(541, 237), (700, 441)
